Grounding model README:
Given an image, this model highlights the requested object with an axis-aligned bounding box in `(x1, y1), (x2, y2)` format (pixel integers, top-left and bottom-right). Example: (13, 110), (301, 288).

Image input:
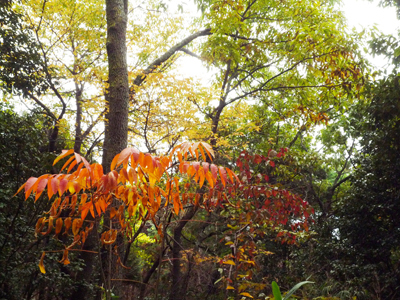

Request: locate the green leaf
(272, 281), (282, 300)
(283, 281), (314, 300)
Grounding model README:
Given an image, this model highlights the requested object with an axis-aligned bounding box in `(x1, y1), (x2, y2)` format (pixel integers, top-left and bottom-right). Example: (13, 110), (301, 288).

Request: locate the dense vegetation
(1, 0), (399, 299)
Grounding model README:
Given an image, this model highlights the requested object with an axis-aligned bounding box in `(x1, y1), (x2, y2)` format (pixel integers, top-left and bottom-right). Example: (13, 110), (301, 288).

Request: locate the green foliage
(0, 2), (48, 96)
(334, 74), (400, 299)
(0, 104), (98, 299)
(272, 280), (314, 300)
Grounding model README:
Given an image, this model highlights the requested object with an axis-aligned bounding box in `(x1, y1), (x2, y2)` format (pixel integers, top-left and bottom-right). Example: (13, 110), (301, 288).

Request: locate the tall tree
(102, 0), (129, 172)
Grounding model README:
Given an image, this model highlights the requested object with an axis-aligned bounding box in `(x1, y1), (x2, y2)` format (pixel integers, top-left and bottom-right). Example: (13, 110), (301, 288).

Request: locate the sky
(342, 0), (399, 70)
(342, 0), (398, 36)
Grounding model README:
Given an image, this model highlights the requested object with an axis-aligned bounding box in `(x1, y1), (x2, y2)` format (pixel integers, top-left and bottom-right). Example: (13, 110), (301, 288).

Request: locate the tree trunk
(102, 0), (129, 298)
(169, 207), (198, 300)
(103, 0), (129, 172)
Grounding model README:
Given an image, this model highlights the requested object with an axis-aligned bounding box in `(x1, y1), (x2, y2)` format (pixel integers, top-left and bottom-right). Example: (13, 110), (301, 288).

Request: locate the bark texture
(102, 1), (129, 298)
(103, 0), (129, 172)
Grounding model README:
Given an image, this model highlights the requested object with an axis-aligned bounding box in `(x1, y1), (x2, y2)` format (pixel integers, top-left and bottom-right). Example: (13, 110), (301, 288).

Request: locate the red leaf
(210, 164), (218, 180)
(25, 177), (37, 199)
(58, 179), (68, 196)
(35, 178), (48, 202)
(118, 148), (133, 165)
(81, 156), (92, 173)
(219, 167), (227, 187)
(202, 162), (210, 173)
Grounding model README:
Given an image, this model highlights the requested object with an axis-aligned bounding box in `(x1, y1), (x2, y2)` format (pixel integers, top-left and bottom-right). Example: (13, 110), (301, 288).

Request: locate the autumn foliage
(17, 141), (313, 297)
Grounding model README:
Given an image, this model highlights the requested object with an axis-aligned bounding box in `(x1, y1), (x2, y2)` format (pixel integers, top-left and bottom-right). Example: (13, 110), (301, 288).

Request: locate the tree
(4, 0), (374, 299)
(192, 0), (364, 151)
(0, 104), (94, 300)
(0, 0), (48, 97)
(17, 140), (314, 299)
(331, 75), (400, 299)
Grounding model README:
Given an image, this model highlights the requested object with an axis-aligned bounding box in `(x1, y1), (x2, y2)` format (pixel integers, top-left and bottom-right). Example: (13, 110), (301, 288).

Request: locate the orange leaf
(173, 193), (180, 215)
(75, 162), (84, 175)
(98, 198), (107, 213)
(80, 193), (88, 205)
(130, 148), (141, 164)
(128, 168), (137, 185)
(174, 177), (180, 193)
(138, 152), (145, 167)
(44, 217), (54, 235)
(239, 292), (253, 298)
(59, 249), (70, 265)
(144, 155), (153, 172)
(67, 159), (78, 173)
(177, 151), (183, 162)
(121, 168), (129, 182)
(61, 155), (75, 172)
(53, 149), (74, 166)
(89, 205), (95, 218)
(94, 201), (101, 217)
(55, 218), (63, 236)
(47, 177), (53, 199)
(110, 153), (120, 170)
(205, 172), (214, 188)
(198, 168), (205, 188)
(64, 217), (72, 235)
(39, 252), (46, 274)
(14, 182), (26, 197)
(194, 193), (201, 206)
(72, 218), (83, 236)
(81, 206), (90, 221)
(200, 142), (214, 160)
(198, 144), (207, 161)
(35, 217), (45, 235)
(93, 164), (103, 181)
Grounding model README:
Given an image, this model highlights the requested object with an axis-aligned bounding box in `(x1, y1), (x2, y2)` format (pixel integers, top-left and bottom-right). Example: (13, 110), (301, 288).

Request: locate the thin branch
(132, 28), (211, 89)
(26, 92), (57, 120)
(179, 47), (202, 60)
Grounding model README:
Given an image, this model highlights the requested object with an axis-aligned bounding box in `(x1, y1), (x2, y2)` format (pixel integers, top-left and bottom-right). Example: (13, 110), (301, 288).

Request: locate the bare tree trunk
(102, 1), (129, 299)
(103, 0), (129, 172)
(169, 207), (198, 300)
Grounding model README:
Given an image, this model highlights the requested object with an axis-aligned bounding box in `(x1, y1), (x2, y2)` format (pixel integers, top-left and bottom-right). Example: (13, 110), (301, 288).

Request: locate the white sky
(342, 0), (398, 36)
(342, 0), (399, 70)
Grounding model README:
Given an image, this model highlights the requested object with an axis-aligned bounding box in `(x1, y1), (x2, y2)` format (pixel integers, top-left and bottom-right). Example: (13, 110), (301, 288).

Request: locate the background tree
(0, 104), (97, 300)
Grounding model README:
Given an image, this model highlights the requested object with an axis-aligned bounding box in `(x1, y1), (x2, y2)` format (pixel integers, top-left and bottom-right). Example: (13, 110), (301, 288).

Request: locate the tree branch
(132, 28), (211, 89)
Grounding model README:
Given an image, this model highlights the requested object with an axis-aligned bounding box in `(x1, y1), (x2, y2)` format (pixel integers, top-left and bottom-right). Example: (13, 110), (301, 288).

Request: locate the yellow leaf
(239, 292), (253, 298)
(223, 260), (236, 265)
(226, 285), (235, 290)
(39, 252), (46, 274)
